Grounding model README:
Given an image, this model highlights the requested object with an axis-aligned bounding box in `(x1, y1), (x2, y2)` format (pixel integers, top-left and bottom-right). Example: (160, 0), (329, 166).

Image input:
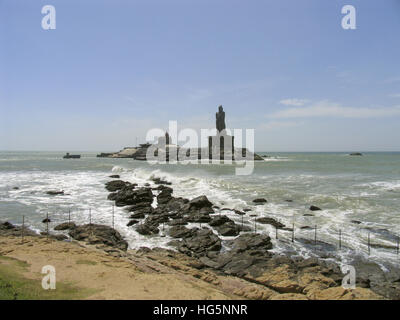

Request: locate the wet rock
(256, 217), (285, 229)
(129, 212), (145, 219)
(105, 180), (131, 192)
(231, 233), (273, 253)
(252, 198), (267, 204)
(1, 221), (15, 230)
(209, 215), (240, 236)
(109, 175), (120, 178)
(215, 222), (240, 236)
(157, 187), (173, 205)
(168, 226), (194, 238)
(42, 218), (51, 223)
(127, 220), (139, 226)
(136, 223), (159, 235)
(46, 190), (64, 196)
(167, 218), (188, 226)
(113, 187), (153, 207)
(54, 222), (76, 230)
(189, 195), (213, 210)
(151, 177), (172, 185)
(309, 205), (322, 211)
(187, 213), (212, 223)
(209, 215), (232, 227)
(0, 221), (37, 237)
(351, 220), (362, 224)
(69, 224), (128, 251)
(174, 228), (222, 258)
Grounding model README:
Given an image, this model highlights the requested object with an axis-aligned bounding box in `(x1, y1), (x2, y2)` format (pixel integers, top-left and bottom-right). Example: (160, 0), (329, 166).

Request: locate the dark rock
(231, 233), (273, 253)
(69, 224), (128, 251)
(151, 177), (172, 185)
(209, 215), (232, 227)
(351, 220), (362, 224)
(105, 180), (131, 192)
(256, 217), (285, 229)
(187, 213), (212, 223)
(136, 223), (159, 235)
(129, 212), (145, 219)
(1, 221), (15, 230)
(168, 226), (194, 238)
(215, 222), (240, 236)
(0, 221), (37, 237)
(174, 228), (221, 258)
(114, 187), (153, 207)
(12, 187), (19, 190)
(109, 175), (120, 179)
(42, 218), (51, 223)
(309, 205), (322, 211)
(54, 222), (76, 230)
(167, 218), (188, 226)
(127, 220), (139, 226)
(252, 198), (267, 204)
(157, 188), (173, 205)
(189, 195), (213, 209)
(233, 209), (246, 216)
(46, 190), (64, 196)
(350, 152), (363, 156)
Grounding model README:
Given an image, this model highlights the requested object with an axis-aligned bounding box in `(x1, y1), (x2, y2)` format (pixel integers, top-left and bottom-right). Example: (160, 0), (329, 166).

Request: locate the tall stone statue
(216, 105), (226, 132)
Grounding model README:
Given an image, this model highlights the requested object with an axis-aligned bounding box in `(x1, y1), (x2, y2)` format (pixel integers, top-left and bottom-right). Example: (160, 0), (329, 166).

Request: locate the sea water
(0, 151), (399, 268)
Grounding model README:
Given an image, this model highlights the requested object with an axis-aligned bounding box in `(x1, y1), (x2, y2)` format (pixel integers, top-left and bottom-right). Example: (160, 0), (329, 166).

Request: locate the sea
(1, 151), (399, 270)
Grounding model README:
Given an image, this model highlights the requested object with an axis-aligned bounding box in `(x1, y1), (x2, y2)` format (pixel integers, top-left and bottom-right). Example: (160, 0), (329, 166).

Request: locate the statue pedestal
(208, 132), (234, 160)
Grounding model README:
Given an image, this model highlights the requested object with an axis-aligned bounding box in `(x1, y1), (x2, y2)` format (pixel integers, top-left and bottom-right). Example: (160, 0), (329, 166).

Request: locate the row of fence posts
(269, 218), (399, 256)
(19, 205), (117, 243)
(18, 207), (400, 257)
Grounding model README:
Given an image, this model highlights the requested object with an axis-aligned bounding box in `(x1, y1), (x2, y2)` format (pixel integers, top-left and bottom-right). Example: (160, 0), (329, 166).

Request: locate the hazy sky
(1, 0), (400, 151)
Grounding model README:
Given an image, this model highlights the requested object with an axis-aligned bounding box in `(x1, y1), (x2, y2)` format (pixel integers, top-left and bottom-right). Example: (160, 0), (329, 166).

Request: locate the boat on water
(63, 152), (81, 159)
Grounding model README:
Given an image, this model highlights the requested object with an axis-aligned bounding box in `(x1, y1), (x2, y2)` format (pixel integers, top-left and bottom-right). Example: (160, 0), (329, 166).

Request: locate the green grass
(0, 255), (97, 300)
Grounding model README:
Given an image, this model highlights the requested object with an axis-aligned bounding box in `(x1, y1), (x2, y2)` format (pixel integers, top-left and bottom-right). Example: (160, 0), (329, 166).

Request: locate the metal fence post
(368, 232), (371, 255)
(314, 225), (317, 245)
(292, 222), (295, 243)
(46, 213), (49, 240)
(112, 205), (115, 230)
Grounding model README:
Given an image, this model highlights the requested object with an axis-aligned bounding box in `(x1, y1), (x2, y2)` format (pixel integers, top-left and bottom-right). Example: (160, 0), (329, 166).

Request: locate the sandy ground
(0, 235), (245, 299)
(0, 235), (383, 300)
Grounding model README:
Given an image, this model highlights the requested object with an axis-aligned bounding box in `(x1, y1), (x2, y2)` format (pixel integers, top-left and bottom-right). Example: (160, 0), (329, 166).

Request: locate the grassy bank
(0, 255), (94, 300)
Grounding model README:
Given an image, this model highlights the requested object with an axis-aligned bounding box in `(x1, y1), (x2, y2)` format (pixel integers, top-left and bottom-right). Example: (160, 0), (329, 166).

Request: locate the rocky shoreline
(1, 175), (399, 300)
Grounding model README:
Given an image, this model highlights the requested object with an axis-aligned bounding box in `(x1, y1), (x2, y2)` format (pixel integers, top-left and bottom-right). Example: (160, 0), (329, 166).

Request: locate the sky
(1, 0), (400, 152)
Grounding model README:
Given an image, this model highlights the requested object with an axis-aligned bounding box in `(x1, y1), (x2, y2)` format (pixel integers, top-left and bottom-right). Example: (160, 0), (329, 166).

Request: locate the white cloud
(279, 98), (309, 107)
(269, 101), (400, 119)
